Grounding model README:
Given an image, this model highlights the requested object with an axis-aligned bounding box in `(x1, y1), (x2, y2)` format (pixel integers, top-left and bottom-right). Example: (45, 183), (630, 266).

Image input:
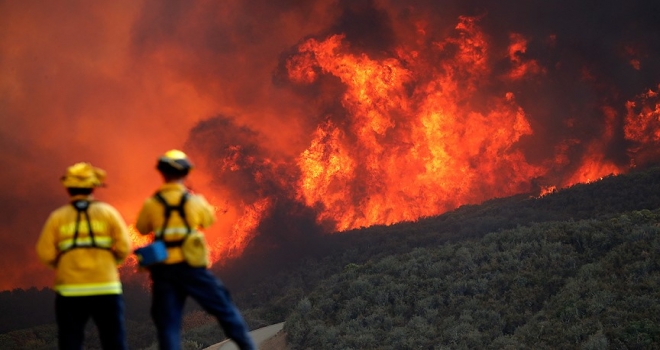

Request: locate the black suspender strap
(153, 191), (191, 247)
(57, 200), (111, 258)
(71, 200), (95, 249)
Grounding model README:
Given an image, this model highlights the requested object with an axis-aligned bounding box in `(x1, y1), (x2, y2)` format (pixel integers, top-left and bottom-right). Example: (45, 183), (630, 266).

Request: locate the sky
(2, 0), (660, 290)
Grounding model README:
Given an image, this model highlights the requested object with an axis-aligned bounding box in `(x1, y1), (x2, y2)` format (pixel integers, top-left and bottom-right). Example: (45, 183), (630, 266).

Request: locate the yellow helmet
(61, 162), (106, 188)
(157, 149), (193, 175)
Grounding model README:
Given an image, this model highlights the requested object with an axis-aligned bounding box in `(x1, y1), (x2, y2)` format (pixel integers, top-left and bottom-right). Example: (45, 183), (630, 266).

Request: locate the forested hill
(281, 168), (660, 349)
(285, 207), (660, 349)
(2, 166), (660, 349)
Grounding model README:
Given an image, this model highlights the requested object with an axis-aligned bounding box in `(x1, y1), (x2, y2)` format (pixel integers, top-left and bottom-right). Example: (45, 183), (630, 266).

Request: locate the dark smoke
(327, 0), (396, 57)
(184, 115), (334, 273)
(185, 116), (274, 203)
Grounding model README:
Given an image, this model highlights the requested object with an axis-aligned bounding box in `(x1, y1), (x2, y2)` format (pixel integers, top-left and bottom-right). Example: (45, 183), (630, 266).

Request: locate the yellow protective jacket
(36, 194), (131, 296)
(135, 182), (215, 264)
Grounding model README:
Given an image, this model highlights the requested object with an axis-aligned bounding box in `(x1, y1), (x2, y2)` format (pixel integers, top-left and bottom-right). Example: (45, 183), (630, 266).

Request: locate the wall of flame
(2, 0), (660, 290)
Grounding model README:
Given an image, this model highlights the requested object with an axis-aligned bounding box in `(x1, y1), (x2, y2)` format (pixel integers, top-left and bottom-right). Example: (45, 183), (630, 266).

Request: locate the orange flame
(113, 15), (660, 274)
(505, 33), (544, 80)
(625, 85), (660, 145)
(281, 15), (636, 232)
(222, 198), (271, 259)
(290, 17), (548, 230)
(538, 185), (557, 197)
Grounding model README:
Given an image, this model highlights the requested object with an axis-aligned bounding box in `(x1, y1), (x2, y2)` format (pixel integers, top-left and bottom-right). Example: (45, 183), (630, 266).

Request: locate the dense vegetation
(1, 166), (660, 349)
(285, 211), (660, 349)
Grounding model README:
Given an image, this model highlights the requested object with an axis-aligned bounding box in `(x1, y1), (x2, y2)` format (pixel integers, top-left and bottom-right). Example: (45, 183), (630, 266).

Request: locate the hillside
(285, 210), (660, 348)
(2, 166), (660, 349)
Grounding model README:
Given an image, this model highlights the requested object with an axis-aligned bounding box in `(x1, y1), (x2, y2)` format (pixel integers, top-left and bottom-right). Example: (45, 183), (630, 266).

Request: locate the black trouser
(55, 294), (127, 350)
(150, 263), (256, 350)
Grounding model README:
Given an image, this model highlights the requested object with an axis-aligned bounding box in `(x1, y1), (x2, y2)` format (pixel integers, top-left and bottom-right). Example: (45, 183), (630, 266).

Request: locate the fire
(625, 85), (660, 145)
(223, 198), (271, 258)
(623, 85), (660, 167)
(166, 14), (657, 263)
(538, 186), (557, 197)
(505, 33), (544, 80)
(0, 0), (660, 294)
(189, 14), (657, 245)
(5, 1), (660, 291)
(269, 14), (651, 233)
(290, 17), (546, 230)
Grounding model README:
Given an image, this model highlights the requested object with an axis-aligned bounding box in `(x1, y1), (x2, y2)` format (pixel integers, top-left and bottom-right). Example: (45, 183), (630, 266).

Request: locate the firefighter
(36, 162), (131, 350)
(135, 150), (255, 350)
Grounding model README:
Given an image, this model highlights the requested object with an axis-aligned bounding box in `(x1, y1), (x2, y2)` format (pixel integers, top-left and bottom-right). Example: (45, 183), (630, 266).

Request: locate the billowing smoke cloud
(182, 116), (332, 257)
(2, 0), (660, 290)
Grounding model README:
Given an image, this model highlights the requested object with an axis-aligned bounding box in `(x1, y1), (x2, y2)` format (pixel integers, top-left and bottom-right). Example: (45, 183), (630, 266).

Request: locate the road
(204, 322), (285, 350)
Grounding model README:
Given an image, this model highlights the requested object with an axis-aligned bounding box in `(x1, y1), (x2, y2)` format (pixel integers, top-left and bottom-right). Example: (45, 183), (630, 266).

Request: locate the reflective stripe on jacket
(56, 281), (123, 296)
(135, 182), (215, 264)
(58, 236), (113, 251)
(36, 194), (131, 296)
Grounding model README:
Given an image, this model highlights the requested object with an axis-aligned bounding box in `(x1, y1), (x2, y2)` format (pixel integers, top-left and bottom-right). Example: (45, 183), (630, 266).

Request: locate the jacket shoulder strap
(71, 200), (95, 248)
(153, 191), (191, 239)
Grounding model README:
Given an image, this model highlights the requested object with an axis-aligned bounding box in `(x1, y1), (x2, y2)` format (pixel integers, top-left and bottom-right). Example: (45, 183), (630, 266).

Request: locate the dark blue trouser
(149, 263), (256, 350)
(55, 294), (128, 350)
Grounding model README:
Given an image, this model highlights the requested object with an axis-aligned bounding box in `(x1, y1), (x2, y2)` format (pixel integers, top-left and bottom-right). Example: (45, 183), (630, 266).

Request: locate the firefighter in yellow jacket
(135, 150), (255, 350)
(36, 162), (131, 350)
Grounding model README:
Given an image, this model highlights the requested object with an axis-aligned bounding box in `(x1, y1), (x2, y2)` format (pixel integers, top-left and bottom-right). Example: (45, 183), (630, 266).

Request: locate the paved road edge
(204, 322), (285, 350)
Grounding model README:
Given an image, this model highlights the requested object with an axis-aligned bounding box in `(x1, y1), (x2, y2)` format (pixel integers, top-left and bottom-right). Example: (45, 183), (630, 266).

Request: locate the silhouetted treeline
(0, 288), (54, 334)
(3, 166), (660, 348)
